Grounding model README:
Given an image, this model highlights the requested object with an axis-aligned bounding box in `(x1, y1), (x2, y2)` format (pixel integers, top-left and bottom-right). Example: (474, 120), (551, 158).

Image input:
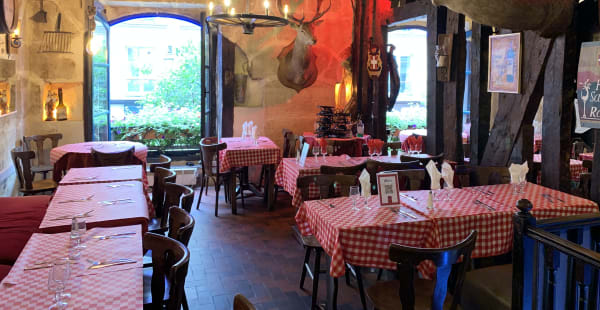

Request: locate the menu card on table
(377, 172), (400, 206)
(299, 143), (310, 167)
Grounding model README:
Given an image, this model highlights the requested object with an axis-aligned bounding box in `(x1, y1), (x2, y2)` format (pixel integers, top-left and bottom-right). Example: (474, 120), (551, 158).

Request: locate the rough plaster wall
(0, 59), (19, 176)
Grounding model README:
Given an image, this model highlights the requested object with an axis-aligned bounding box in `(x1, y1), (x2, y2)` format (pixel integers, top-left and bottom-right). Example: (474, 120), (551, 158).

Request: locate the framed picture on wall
(0, 34), (8, 59)
(488, 33), (522, 94)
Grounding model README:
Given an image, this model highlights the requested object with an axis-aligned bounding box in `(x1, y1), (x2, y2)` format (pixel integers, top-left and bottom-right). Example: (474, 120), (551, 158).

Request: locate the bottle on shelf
(356, 118), (364, 138)
(56, 88), (67, 121)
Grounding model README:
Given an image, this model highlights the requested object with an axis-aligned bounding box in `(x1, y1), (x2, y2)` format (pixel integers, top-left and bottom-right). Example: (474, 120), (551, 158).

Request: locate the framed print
(377, 172), (400, 206)
(576, 41), (600, 129)
(488, 33), (522, 94)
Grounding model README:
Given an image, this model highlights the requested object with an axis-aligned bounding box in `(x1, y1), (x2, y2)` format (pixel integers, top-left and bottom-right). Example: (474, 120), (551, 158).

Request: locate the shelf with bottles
(41, 83), (81, 122)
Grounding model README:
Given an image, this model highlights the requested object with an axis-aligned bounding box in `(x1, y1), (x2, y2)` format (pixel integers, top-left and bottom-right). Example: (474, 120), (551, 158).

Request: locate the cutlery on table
(111, 166), (135, 170)
(24, 264), (53, 271)
(544, 193), (565, 203)
(92, 232), (136, 240)
(399, 193), (418, 202)
(87, 258), (136, 269)
(106, 184), (135, 188)
(71, 176), (97, 180)
(99, 199), (135, 205)
(473, 188), (493, 196)
(50, 209), (95, 221)
(57, 194), (95, 204)
(473, 199), (496, 211)
(316, 200), (334, 209)
(391, 208), (417, 219)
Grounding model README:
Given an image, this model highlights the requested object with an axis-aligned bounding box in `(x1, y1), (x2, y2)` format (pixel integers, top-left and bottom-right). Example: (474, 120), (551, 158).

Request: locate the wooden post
(442, 12), (466, 161)
(542, 32), (575, 192)
(591, 130), (600, 202)
(468, 23), (492, 165)
(510, 124), (534, 168)
(426, 5), (445, 155)
(221, 36), (235, 138)
(512, 199), (535, 310)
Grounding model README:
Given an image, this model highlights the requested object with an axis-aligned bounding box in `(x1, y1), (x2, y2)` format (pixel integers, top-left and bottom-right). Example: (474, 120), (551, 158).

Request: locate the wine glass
(368, 146), (374, 158)
(350, 186), (360, 211)
(321, 145), (328, 159)
(48, 258), (70, 310)
(312, 146), (320, 160)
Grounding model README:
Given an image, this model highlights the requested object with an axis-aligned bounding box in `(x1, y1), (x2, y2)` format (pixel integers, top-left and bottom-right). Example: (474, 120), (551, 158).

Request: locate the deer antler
(276, 0), (305, 24)
(305, 0), (331, 24)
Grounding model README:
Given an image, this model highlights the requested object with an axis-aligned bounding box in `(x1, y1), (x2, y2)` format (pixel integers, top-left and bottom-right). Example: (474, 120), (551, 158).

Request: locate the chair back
(320, 162), (366, 177)
(389, 231), (477, 310)
(152, 167), (177, 214)
(297, 174), (358, 201)
(149, 154), (172, 173)
(474, 166), (510, 186)
(583, 159), (593, 172)
(283, 132), (298, 158)
(572, 141), (590, 159)
(22, 133), (62, 167)
(11, 147), (35, 190)
(383, 169), (426, 190)
(91, 146), (136, 167)
(161, 182), (194, 228)
(143, 232), (190, 310)
(463, 143), (471, 160)
(401, 153), (444, 167)
(200, 137), (227, 177)
(328, 139), (357, 156)
(167, 207), (195, 247)
(233, 294), (256, 310)
(366, 159), (421, 193)
(385, 142), (403, 155)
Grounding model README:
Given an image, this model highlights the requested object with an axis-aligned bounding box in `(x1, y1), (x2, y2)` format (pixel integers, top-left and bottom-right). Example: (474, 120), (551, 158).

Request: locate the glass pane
(91, 17), (110, 141)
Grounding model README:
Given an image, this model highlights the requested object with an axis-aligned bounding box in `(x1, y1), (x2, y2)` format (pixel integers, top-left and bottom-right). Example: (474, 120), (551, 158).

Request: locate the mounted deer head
(276, 0), (331, 92)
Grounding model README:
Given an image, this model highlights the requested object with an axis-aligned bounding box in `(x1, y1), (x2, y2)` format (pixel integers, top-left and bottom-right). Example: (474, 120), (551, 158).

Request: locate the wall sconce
(9, 24), (21, 48)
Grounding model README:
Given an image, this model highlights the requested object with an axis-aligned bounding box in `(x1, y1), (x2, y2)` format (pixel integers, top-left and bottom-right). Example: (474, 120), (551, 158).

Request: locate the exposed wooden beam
(393, 0), (429, 21)
(481, 31), (553, 166)
(425, 4), (444, 155)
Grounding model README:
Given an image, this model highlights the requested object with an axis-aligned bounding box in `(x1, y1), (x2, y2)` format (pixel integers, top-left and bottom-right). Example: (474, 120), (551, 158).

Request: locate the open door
(89, 16), (110, 141)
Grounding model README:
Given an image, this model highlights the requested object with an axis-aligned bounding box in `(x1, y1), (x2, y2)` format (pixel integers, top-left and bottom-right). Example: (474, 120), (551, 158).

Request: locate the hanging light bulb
(284, 4), (289, 19)
(264, 0), (270, 15)
(208, 2), (214, 15)
(230, 7), (236, 15)
(86, 33), (102, 55)
(224, 0), (231, 8)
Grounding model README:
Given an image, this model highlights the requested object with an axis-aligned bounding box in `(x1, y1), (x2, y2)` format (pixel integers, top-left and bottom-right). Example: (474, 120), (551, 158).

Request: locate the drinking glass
(321, 146), (328, 159)
(350, 186), (360, 211)
(312, 146), (320, 160)
(368, 147), (374, 158)
(48, 258), (70, 310)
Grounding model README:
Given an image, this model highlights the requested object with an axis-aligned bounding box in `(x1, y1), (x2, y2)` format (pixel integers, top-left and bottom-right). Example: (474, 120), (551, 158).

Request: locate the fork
(92, 232), (136, 240)
(99, 198), (135, 205)
(106, 184), (135, 188)
(474, 199), (496, 211)
(87, 258), (136, 269)
(50, 209), (95, 221)
(57, 194), (94, 204)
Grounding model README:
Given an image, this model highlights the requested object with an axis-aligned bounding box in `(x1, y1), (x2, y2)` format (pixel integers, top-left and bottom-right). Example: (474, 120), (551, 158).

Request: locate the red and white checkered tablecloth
(533, 154), (587, 183)
(219, 137), (281, 172)
(0, 225), (143, 309)
(579, 153), (593, 161)
(534, 135), (542, 153)
(50, 142), (148, 165)
(40, 182), (149, 233)
(275, 155), (403, 208)
(296, 182), (599, 279)
(59, 165), (144, 185)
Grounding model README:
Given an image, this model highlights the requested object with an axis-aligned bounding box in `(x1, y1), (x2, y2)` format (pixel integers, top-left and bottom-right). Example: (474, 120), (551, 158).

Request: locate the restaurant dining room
(4, 0), (600, 309)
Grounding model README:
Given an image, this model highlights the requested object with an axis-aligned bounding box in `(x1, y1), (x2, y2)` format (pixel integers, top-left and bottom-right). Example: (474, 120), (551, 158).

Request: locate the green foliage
(386, 103), (427, 129)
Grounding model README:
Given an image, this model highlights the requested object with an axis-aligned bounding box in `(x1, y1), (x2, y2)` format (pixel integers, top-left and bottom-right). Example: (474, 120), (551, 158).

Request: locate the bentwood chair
(142, 233), (190, 310)
(572, 140), (591, 159)
(259, 129), (296, 195)
(366, 160), (421, 194)
(150, 182), (194, 235)
(233, 294), (257, 310)
(367, 231), (477, 310)
(197, 137), (238, 216)
(91, 146), (137, 167)
(295, 174), (363, 310)
(385, 142), (403, 156)
(22, 133), (62, 179)
(328, 139), (358, 156)
(11, 147), (58, 195)
(320, 162), (366, 177)
(149, 154), (172, 173)
(151, 167), (177, 219)
(383, 169), (427, 191)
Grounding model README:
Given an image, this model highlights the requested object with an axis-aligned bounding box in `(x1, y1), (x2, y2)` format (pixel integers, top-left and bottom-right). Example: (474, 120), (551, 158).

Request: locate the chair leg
(311, 249), (322, 310)
(182, 291), (189, 310)
(333, 277), (339, 310)
(240, 174), (246, 209)
(258, 166), (265, 190)
(345, 268), (351, 287)
(196, 176), (205, 210)
(354, 266), (367, 310)
(214, 179), (220, 217)
(376, 268), (383, 280)
(300, 247), (311, 289)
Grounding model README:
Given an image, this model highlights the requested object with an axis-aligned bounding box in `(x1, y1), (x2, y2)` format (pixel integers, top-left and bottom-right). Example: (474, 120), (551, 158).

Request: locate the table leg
(325, 255), (338, 310)
(265, 164), (275, 211)
(229, 174), (237, 215)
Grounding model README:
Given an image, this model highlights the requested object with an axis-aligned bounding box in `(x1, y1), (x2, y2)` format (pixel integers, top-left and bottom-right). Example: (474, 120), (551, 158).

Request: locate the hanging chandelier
(206, 0), (289, 34)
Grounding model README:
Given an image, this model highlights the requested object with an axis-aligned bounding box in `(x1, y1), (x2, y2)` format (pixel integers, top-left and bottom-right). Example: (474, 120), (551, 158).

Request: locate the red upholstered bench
(0, 195), (50, 265)
(0, 264), (11, 282)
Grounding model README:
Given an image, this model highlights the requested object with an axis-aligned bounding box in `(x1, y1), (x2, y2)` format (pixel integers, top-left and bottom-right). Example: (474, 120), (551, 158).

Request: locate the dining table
(533, 154), (587, 183)
(58, 165), (144, 186)
(39, 181), (149, 233)
(579, 152), (594, 161)
(219, 137), (282, 212)
(295, 182), (599, 309)
(302, 132), (369, 157)
(50, 141), (148, 183)
(0, 225), (143, 309)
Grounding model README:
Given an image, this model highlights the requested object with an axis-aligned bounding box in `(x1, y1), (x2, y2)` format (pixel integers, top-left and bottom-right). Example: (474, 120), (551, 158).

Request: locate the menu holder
(299, 143), (310, 167)
(377, 172), (400, 206)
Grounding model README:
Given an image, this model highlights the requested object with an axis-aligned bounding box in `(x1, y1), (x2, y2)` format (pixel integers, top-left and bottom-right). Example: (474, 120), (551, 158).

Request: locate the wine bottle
(56, 88), (67, 121)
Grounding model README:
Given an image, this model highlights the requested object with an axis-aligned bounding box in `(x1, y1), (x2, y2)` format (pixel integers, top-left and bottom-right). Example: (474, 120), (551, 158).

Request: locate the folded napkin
(359, 169), (371, 197)
(441, 161), (454, 189)
(426, 160), (442, 190)
(509, 161), (529, 183)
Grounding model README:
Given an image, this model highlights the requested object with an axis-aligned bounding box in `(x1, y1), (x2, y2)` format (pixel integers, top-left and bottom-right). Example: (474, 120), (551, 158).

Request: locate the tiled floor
(185, 187), (367, 310)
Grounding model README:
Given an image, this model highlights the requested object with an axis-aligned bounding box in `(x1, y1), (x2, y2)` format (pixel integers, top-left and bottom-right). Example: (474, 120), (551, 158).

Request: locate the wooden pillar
(591, 131), (600, 202)
(221, 36), (235, 138)
(510, 124), (534, 168)
(442, 11), (466, 161)
(542, 32), (575, 192)
(426, 5), (445, 155)
(468, 23), (492, 165)
(208, 25), (219, 137)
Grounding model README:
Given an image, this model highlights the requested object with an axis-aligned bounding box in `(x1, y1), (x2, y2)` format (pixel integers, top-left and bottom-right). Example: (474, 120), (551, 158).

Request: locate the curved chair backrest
(22, 133), (62, 166)
(389, 231), (477, 310)
(283, 131), (298, 158)
(149, 154), (172, 173)
(385, 142), (403, 155)
(200, 137), (227, 177)
(91, 146), (136, 167)
(320, 162), (366, 177)
(143, 232), (190, 310)
(366, 159), (421, 193)
(233, 294), (257, 310)
(328, 139), (357, 156)
(11, 147), (35, 190)
(400, 153), (445, 167)
(168, 207), (195, 247)
(161, 182), (194, 229)
(297, 174), (358, 202)
(382, 169), (426, 191)
(572, 141), (590, 159)
(152, 167), (177, 213)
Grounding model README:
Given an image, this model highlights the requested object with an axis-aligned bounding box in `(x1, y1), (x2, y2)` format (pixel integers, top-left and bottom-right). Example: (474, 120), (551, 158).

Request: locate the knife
(88, 259), (136, 269)
(92, 232), (136, 239)
(399, 193), (417, 202)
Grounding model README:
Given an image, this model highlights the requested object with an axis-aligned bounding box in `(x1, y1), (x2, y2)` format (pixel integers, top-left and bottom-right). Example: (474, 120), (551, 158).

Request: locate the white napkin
(441, 162), (454, 189)
(426, 160), (442, 190)
(359, 169), (371, 197)
(509, 161), (529, 184)
(249, 121), (254, 128)
(242, 122), (248, 138)
(251, 126), (258, 140)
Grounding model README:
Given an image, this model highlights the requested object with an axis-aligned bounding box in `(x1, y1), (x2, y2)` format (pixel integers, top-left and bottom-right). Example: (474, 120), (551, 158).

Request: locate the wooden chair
(295, 174), (364, 309)
(572, 140), (590, 159)
(233, 294), (256, 310)
(150, 182), (194, 234)
(149, 154), (172, 173)
(22, 133), (62, 179)
(383, 169), (426, 190)
(473, 166), (510, 186)
(367, 230), (477, 310)
(91, 146), (136, 167)
(463, 143), (471, 161)
(196, 137), (234, 216)
(320, 162), (366, 177)
(577, 172), (591, 199)
(328, 139), (358, 156)
(142, 232), (190, 310)
(151, 167), (177, 219)
(400, 153), (445, 167)
(583, 159), (593, 172)
(366, 159), (421, 194)
(11, 147), (57, 195)
(282, 128), (297, 158)
(385, 142), (403, 156)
